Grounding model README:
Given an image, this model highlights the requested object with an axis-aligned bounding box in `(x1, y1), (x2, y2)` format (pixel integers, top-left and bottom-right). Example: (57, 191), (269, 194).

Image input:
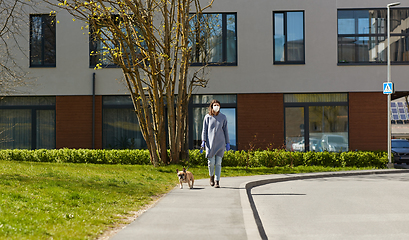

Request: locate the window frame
(89, 16), (122, 68)
(89, 25), (119, 68)
(273, 10), (305, 65)
(337, 8), (409, 65)
(89, 15), (146, 68)
(102, 96), (147, 149)
(29, 14), (56, 68)
(189, 12), (238, 66)
(188, 94), (237, 150)
(0, 97), (56, 149)
(284, 93), (349, 153)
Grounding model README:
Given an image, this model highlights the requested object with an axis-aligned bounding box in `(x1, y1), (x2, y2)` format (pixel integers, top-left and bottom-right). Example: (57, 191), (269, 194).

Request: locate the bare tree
(0, 0), (39, 145)
(0, 0), (37, 95)
(50, 0), (214, 166)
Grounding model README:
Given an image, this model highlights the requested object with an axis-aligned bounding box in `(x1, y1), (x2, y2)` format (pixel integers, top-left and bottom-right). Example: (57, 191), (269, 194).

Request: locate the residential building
(1, 0), (408, 152)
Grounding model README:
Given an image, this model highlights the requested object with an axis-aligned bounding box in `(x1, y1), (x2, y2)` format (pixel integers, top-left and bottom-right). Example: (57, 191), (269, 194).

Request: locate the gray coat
(201, 112), (230, 158)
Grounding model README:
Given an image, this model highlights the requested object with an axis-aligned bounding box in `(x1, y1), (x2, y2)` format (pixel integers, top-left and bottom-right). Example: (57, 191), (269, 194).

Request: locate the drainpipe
(92, 73), (96, 149)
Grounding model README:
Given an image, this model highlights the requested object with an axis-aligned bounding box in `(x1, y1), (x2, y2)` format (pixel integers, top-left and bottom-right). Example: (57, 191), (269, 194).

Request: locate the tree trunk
(52, 0), (215, 166)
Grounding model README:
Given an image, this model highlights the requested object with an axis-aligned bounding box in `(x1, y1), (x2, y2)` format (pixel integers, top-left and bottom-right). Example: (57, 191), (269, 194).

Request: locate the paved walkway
(253, 172), (409, 240)
(110, 169), (409, 240)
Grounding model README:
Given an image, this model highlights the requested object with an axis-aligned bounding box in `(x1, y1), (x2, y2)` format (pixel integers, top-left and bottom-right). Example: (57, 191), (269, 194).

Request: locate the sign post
(384, 82), (394, 169)
(386, 2), (400, 169)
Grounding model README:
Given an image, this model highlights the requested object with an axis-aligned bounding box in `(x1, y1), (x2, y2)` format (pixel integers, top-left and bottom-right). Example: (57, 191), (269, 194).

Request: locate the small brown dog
(176, 168), (194, 189)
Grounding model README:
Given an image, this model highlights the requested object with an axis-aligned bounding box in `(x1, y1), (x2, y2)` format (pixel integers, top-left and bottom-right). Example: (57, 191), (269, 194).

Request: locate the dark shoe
(210, 176), (215, 186)
(215, 181), (220, 188)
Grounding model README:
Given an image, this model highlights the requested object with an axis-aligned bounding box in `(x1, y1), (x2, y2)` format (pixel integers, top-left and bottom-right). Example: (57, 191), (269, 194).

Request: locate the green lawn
(0, 160), (376, 239)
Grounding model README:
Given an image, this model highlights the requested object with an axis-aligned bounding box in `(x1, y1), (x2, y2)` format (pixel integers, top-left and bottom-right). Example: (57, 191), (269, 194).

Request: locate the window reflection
(36, 110), (55, 149)
(103, 108), (147, 149)
(287, 12), (304, 61)
(102, 96), (146, 149)
(191, 95), (237, 150)
(274, 11), (304, 63)
(285, 107), (304, 151)
(192, 95), (237, 104)
(338, 9), (409, 64)
(0, 97), (56, 149)
(192, 107), (208, 149)
(30, 14), (56, 67)
(189, 13), (237, 65)
(89, 17), (146, 67)
(274, 13), (285, 62)
(284, 93), (347, 103)
(30, 16), (43, 65)
(0, 110), (32, 149)
(102, 95), (237, 150)
(285, 94), (349, 152)
(192, 107), (236, 150)
(226, 14), (237, 63)
(221, 108), (236, 147)
(309, 106), (348, 152)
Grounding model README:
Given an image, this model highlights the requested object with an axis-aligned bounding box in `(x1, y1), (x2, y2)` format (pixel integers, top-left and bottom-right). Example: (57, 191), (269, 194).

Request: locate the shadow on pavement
(252, 193), (306, 196)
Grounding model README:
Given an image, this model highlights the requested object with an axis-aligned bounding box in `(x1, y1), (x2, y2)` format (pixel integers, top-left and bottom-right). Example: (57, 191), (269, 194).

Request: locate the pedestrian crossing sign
(383, 82), (394, 94)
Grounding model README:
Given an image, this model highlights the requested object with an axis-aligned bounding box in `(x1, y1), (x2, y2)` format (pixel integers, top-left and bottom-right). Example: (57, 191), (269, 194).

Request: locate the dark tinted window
(30, 14), (56, 67)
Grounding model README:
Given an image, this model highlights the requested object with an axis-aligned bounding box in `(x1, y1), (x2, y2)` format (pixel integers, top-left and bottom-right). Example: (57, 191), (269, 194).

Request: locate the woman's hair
(208, 99), (221, 116)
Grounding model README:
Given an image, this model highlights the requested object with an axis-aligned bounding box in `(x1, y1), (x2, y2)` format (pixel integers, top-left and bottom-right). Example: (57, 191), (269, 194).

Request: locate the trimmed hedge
(219, 149), (387, 168)
(0, 149), (151, 165)
(0, 148), (388, 168)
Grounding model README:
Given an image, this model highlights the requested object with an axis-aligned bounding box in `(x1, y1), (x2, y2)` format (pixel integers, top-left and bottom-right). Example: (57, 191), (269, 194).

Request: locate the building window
(338, 8), (409, 64)
(189, 95), (237, 150)
(273, 11), (305, 64)
(189, 13), (237, 66)
(89, 24), (122, 68)
(284, 94), (348, 152)
(89, 16), (146, 68)
(89, 26), (114, 67)
(30, 14), (56, 67)
(0, 97), (56, 149)
(102, 96), (147, 149)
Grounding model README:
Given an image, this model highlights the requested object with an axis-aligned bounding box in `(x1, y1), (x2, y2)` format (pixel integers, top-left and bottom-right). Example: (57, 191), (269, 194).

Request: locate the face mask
(213, 105), (220, 112)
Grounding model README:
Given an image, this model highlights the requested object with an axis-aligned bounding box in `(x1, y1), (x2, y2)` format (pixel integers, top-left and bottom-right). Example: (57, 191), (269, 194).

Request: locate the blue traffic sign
(383, 82), (394, 94)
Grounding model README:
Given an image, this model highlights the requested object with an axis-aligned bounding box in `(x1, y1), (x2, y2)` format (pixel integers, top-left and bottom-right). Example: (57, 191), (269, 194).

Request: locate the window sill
(190, 62), (237, 67)
(274, 62), (305, 65)
(337, 62), (409, 66)
(89, 65), (121, 69)
(30, 65), (56, 68)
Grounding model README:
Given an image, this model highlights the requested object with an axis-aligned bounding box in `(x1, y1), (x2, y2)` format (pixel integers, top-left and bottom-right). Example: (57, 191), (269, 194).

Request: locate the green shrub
(339, 151), (388, 168)
(0, 149), (152, 165)
(188, 149), (387, 169)
(0, 148), (389, 168)
(187, 149), (207, 166)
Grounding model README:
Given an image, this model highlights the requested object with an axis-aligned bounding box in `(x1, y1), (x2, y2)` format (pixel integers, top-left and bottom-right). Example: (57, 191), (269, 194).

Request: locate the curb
(239, 169), (409, 240)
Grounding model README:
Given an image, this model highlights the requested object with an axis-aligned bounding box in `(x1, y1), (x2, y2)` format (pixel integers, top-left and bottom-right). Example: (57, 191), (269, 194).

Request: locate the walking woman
(201, 99), (230, 188)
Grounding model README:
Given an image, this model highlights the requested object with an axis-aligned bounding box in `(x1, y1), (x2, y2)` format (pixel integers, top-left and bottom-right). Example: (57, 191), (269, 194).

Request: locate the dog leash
(186, 156), (190, 171)
(186, 149), (193, 171)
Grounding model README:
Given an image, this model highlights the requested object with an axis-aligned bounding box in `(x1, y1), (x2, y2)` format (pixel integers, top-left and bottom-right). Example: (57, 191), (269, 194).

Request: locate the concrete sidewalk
(110, 169), (409, 240)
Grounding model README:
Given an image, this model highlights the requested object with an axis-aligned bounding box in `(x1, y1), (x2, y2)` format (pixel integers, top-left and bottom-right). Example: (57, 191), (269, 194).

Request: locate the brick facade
(51, 92), (386, 152)
(237, 92), (387, 152)
(349, 92), (387, 151)
(56, 96), (102, 149)
(237, 93), (284, 150)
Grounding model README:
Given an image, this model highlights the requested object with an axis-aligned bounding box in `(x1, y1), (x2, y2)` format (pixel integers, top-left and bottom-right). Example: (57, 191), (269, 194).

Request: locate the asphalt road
(110, 170), (409, 240)
(251, 173), (409, 240)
